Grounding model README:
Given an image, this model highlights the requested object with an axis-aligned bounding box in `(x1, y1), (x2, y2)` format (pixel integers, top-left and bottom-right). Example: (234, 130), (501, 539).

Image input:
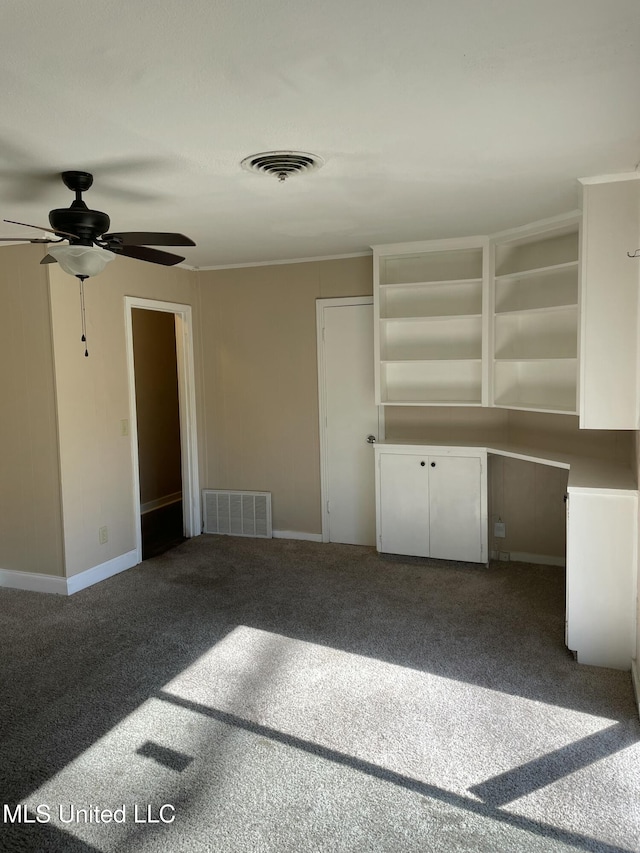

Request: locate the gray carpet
(0, 535), (639, 852)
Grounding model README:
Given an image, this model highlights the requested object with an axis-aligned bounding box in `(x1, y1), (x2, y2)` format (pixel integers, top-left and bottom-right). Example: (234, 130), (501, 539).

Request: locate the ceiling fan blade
(0, 237), (52, 243)
(103, 231), (195, 247)
(40, 254), (58, 264)
(117, 245), (185, 266)
(4, 219), (78, 239)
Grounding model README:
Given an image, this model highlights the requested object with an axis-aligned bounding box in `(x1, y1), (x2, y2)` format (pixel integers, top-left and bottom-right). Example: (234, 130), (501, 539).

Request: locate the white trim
(124, 297), (201, 565)
(199, 251), (371, 271)
(632, 659), (640, 720)
(272, 530), (323, 542)
(579, 172), (640, 185)
(140, 491), (183, 515)
(66, 550), (138, 595)
(372, 235), (486, 256)
(0, 568), (67, 595)
(0, 549), (139, 596)
(490, 211), (581, 242)
(489, 550), (565, 567)
(316, 297), (375, 544)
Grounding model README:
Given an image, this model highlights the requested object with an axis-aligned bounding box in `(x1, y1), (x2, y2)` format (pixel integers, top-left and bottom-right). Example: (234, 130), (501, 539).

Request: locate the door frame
(316, 296), (384, 543)
(124, 296), (201, 563)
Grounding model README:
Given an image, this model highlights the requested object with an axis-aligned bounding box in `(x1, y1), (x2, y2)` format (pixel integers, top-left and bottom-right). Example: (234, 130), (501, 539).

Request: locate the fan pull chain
(77, 275), (89, 357)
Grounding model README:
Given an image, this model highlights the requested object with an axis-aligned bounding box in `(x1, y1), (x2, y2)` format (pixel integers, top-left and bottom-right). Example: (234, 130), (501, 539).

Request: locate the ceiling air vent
(240, 150), (324, 182)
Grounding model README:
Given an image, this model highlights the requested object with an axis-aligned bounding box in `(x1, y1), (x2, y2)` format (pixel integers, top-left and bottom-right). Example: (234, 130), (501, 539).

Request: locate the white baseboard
(511, 551), (565, 567)
(632, 659), (640, 720)
(66, 550), (139, 595)
(1, 550), (140, 596)
(0, 568), (67, 595)
(272, 530), (323, 543)
(490, 550), (565, 567)
(141, 491), (182, 515)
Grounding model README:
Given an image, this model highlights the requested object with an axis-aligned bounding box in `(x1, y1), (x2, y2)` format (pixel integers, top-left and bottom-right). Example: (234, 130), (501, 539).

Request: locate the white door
(428, 455), (482, 562)
(319, 300), (379, 545)
(378, 452), (430, 557)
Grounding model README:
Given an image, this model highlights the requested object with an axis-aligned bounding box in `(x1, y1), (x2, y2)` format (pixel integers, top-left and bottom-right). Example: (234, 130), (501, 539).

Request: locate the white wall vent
(202, 490), (272, 538)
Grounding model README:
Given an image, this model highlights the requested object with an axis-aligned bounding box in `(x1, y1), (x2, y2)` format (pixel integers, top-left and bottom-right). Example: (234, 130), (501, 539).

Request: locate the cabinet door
(579, 180), (640, 428)
(428, 455), (482, 562)
(565, 489), (636, 668)
(378, 453), (430, 557)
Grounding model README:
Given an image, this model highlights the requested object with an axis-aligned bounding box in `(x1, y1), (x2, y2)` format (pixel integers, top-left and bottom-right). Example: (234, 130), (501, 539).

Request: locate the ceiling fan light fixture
(48, 244), (115, 278)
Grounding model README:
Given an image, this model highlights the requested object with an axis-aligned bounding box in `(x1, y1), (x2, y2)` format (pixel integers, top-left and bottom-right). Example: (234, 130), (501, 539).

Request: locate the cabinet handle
(431, 462), (436, 467)
(420, 461), (426, 467)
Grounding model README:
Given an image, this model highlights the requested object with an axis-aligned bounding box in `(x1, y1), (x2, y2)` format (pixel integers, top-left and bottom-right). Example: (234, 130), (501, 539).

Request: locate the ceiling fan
(0, 170), (195, 277)
(0, 170), (196, 356)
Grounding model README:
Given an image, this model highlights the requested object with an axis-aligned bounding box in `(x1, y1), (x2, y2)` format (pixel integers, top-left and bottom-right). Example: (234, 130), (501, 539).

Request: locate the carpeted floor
(0, 535), (639, 852)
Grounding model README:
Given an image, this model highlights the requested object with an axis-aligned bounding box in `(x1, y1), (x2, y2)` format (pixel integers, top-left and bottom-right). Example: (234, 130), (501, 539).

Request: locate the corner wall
(0, 245), (64, 577)
(49, 257), (200, 577)
(197, 257), (372, 535)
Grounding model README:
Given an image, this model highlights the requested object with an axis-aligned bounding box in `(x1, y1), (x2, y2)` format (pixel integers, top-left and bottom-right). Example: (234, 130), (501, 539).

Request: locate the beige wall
(197, 256), (372, 534)
(131, 309), (181, 506)
(49, 257), (200, 577)
(385, 406), (509, 445)
(0, 245), (64, 576)
(488, 456), (568, 559)
(3, 243), (636, 581)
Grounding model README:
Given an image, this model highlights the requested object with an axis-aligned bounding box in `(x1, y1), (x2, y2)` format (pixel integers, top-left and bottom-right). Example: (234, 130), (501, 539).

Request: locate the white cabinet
(578, 177), (640, 429)
(375, 444), (488, 564)
(373, 237), (488, 407)
(490, 215), (580, 415)
(565, 486), (637, 669)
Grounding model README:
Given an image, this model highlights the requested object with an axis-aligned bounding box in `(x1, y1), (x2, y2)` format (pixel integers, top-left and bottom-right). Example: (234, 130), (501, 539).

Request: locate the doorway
(131, 308), (183, 558)
(317, 297), (383, 545)
(124, 297), (201, 563)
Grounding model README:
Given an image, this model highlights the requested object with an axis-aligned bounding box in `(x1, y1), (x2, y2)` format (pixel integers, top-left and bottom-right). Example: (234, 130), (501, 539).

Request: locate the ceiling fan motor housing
(49, 205), (110, 245)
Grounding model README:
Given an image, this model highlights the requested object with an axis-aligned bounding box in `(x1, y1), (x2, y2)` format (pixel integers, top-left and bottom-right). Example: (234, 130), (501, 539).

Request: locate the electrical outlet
(494, 521), (506, 538)
(499, 551), (510, 561)
(99, 526), (108, 545)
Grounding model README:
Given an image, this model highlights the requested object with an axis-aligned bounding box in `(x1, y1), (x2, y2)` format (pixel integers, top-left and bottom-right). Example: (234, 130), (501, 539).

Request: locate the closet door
(428, 455), (483, 563)
(378, 452), (430, 557)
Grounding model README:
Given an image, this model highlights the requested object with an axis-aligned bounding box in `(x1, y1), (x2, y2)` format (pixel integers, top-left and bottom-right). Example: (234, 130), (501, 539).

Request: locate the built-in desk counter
(374, 440), (637, 670)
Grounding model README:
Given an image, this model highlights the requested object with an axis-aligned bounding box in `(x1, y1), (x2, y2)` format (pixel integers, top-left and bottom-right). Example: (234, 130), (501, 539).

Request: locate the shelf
(494, 230), (579, 277)
(493, 359), (577, 414)
(380, 315), (482, 361)
(494, 304), (577, 361)
(494, 260), (578, 282)
(382, 400), (483, 407)
(382, 358), (482, 365)
(380, 314), (482, 324)
(380, 277), (482, 289)
(380, 359), (482, 406)
(494, 357), (577, 363)
(379, 278), (483, 319)
(381, 247), (484, 286)
(495, 303), (577, 317)
(493, 403), (578, 415)
(494, 264), (578, 314)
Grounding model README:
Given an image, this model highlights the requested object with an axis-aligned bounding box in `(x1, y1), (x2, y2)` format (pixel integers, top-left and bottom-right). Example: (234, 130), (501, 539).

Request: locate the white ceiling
(1, 0), (639, 268)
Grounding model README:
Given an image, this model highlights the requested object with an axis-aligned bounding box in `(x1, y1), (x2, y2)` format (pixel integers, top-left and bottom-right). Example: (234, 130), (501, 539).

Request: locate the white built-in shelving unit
(374, 237), (488, 407)
(373, 216), (584, 417)
(490, 217), (580, 415)
(373, 177), (640, 428)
